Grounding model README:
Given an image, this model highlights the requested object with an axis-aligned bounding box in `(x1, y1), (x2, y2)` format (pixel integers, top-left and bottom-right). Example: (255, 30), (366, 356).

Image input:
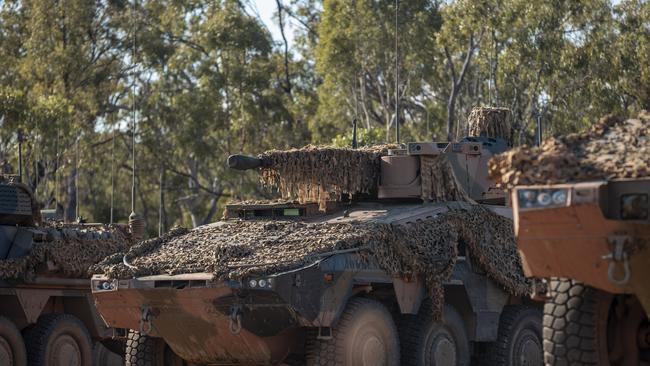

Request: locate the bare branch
(275, 0), (293, 96)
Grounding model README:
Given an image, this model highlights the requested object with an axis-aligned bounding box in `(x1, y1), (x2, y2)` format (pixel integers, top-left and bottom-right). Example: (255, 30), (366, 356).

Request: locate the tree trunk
(444, 35), (477, 141)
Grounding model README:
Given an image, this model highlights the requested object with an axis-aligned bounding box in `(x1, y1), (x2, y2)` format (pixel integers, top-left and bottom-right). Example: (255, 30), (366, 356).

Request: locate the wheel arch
(0, 290), (110, 340)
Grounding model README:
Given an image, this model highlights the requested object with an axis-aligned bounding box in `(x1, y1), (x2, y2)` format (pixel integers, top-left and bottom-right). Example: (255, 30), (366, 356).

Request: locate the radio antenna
(110, 128), (115, 224)
(394, 0), (400, 144)
(128, 0), (144, 239)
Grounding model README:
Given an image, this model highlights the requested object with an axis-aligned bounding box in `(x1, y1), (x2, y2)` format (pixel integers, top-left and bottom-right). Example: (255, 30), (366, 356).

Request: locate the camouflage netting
(468, 107), (513, 142)
(0, 224), (131, 280)
(94, 205), (532, 319)
(489, 111), (650, 188)
(257, 145), (474, 208)
(421, 156), (472, 202)
(258, 145), (392, 209)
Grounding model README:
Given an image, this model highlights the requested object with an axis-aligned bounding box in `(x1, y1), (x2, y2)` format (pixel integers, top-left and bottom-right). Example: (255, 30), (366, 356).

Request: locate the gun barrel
(227, 154), (263, 170)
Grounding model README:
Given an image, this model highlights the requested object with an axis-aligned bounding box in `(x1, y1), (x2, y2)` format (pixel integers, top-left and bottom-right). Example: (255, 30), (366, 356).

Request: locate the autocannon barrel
(227, 154), (264, 170)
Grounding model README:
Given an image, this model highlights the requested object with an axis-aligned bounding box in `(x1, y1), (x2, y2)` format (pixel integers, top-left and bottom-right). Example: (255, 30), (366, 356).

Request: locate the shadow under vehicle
(512, 179), (650, 365)
(0, 177), (127, 366)
(92, 137), (543, 366)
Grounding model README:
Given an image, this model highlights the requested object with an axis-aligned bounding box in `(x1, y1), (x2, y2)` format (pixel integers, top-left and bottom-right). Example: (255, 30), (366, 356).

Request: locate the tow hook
(229, 305), (243, 335)
(139, 305), (156, 336)
(603, 235), (631, 286)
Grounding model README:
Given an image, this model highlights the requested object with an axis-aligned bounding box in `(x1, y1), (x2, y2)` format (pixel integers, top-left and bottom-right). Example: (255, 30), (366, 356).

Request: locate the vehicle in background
(512, 178), (650, 365)
(0, 177), (127, 366)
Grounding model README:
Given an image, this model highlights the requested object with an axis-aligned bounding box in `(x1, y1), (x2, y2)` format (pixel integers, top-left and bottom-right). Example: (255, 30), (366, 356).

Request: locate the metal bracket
(139, 305), (155, 336)
(317, 327), (332, 340)
(603, 235), (631, 286)
(229, 305), (242, 335)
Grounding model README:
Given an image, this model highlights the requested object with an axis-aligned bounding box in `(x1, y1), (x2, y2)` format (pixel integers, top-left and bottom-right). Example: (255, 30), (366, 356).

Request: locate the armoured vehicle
(0, 177), (127, 366)
(512, 179), (650, 365)
(92, 136), (543, 366)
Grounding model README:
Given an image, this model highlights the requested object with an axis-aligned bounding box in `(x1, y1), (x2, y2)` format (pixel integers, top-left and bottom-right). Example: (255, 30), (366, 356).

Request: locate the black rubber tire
(124, 330), (186, 366)
(24, 313), (93, 366)
(0, 316), (27, 366)
(92, 342), (124, 366)
(543, 278), (609, 365)
(306, 297), (400, 366)
(124, 330), (164, 366)
(399, 302), (470, 366)
(484, 305), (543, 366)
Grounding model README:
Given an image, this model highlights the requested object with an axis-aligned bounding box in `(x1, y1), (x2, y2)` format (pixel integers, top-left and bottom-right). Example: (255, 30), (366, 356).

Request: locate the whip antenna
(110, 128), (115, 224)
(394, 0), (400, 144)
(128, 0), (144, 240)
(54, 132), (59, 210)
(75, 138), (80, 221)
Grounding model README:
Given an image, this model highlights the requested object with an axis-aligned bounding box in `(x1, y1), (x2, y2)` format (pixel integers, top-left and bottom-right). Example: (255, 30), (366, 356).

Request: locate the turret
(0, 176), (38, 226)
(227, 107), (513, 207)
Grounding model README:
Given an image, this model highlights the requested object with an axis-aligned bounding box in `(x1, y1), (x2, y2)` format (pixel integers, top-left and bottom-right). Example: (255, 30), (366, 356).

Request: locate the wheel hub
(515, 329), (543, 366)
(432, 332), (456, 365)
(0, 337), (12, 366)
(361, 335), (386, 365)
(49, 334), (81, 366)
(607, 295), (648, 364)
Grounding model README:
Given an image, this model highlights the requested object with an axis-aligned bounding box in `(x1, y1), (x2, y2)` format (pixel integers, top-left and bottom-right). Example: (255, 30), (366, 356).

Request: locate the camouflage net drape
(421, 156), (472, 202)
(257, 145), (473, 208)
(489, 111), (650, 188)
(94, 205), (532, 319)
(467, 107), (513, 143)
(257, 145), (393, 209)
(0, 224), (131, 280)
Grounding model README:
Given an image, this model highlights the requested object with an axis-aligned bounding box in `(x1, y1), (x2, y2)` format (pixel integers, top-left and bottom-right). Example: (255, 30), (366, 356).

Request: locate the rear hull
(92, 276), (303, 365)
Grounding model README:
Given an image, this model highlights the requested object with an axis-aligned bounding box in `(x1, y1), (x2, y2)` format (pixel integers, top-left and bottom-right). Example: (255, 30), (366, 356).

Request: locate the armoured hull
(93, 273), (303, 365)
(92, 202), (526, 365)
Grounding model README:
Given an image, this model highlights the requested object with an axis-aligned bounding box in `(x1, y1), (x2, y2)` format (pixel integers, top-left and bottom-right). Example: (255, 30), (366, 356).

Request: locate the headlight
(517, 188), (569, 210)
(247, 278), (273, 289)
(518, 189), (537, 208)
(552, 190), (567, 205)
(97, 280), (115, 291)
(537, 192), (552, 206)
(621, 194), (649, 220)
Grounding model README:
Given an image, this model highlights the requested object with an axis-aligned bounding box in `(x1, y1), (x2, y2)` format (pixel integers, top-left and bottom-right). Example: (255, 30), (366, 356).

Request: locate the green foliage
(0, 0), (647, 235)
(330, 126), (387, 147)
(314, 0), (441, 142)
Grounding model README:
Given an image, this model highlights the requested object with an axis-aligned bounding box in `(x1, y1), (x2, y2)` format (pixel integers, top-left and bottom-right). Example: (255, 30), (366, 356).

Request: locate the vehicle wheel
(306, 297), (400, 366)
(543, 278), (649, 365)
(125, 330), (185, 366)
(484, 305), (543, 366)
(399, 301), (470, 366)
(24, 314), (92, 366)
(0, 316), (27, 366)
(93, 342), (124, 366)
